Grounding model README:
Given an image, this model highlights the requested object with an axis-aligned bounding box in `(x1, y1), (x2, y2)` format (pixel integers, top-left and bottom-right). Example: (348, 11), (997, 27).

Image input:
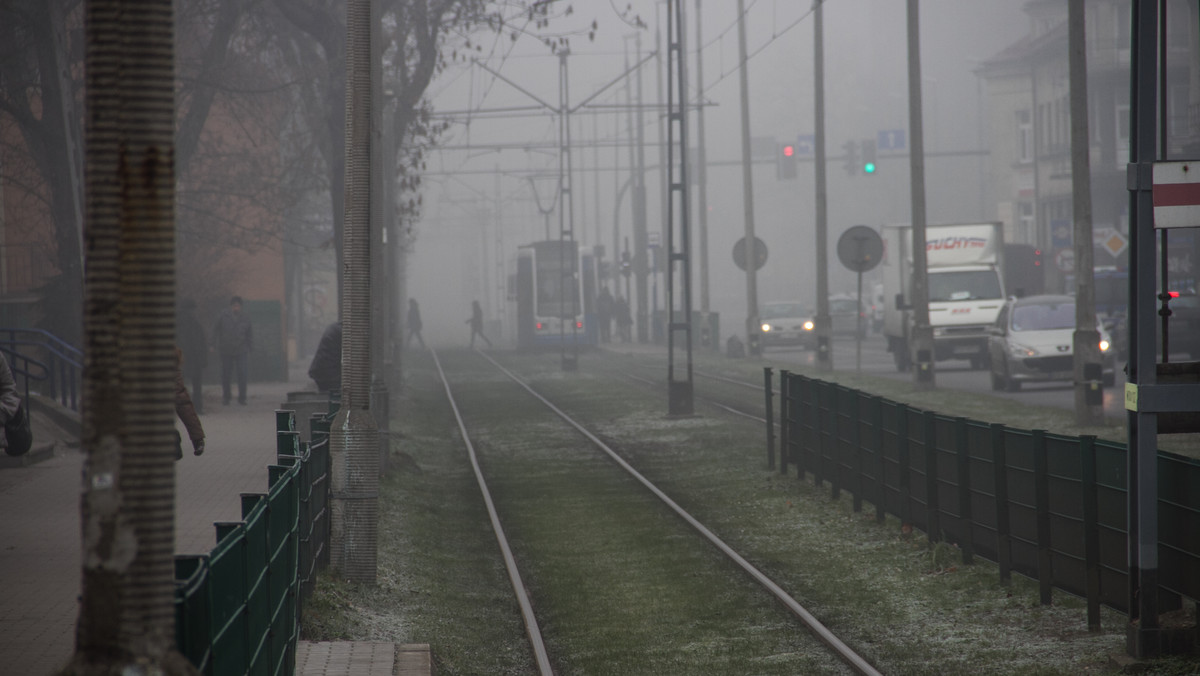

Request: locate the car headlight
(1007, 342), (1037, 358)
(803, 320), (814, 331)
(1099, 339), (1110, 352)
(761, 323), (772, 333)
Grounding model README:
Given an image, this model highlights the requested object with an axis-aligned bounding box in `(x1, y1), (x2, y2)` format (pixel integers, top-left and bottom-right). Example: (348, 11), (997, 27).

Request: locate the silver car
(988, 294), (1116, 391)
(760, 301), (813, 348)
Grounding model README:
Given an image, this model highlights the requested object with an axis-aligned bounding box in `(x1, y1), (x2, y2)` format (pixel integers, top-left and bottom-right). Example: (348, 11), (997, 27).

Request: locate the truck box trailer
(881, 222), (1006, 371)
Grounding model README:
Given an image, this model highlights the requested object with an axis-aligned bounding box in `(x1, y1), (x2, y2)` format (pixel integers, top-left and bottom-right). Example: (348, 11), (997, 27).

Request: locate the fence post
(764, 367), (775, 470)
(780, 370), (791, 475)
(874, 395), (886, 524)
(830, 384), (841, 501)
(813, 380), (825, 489)
(955, 417), (974, 564)
(1080, 435), (1101, 631)
(1033, 429), (1053, 605)
(924, 410), (941, 544)
(991, 423), (1012, 584)
(897, 403), (911, 531)
(794, 374), (806, 481)
(851, 390), (863, 512)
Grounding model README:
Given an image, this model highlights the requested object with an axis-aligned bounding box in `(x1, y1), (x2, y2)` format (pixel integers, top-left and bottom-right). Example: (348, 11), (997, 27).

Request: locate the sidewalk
(0, 368), (374, 675)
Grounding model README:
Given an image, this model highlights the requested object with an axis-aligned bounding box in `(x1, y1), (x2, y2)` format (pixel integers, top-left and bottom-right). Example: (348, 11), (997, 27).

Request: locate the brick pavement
(0, 370), (415, 676)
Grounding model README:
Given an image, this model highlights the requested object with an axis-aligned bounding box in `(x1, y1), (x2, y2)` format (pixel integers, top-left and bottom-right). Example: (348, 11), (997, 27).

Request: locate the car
(828, 295), (868, 339)
(987, 294), (1116, 391)
(759, 301), (813, 348)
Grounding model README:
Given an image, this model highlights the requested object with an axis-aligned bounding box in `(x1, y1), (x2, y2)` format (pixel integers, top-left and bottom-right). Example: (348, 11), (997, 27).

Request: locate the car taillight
(536, 322), (543, 330)
(576, 321), (583, 329)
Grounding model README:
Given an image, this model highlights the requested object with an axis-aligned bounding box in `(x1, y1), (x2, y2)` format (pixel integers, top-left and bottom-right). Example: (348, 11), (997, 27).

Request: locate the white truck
(881, 222), (1006, 371)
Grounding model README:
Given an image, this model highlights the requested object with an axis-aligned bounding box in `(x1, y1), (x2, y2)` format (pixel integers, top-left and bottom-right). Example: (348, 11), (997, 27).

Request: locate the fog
(409, 0), (1031, 347)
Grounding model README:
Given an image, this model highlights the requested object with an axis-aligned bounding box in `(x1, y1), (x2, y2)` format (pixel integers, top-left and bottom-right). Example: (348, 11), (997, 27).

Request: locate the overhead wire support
(666, 0), (694, 415)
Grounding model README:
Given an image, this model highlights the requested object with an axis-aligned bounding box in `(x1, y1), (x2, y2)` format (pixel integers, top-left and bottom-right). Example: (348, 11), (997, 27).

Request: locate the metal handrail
(0, 329), (82, 411)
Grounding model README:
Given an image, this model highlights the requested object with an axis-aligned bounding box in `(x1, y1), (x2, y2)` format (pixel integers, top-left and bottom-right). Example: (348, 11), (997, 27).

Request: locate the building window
(1017, 110), (1033, 163)
(1019, 202), (1035, 244)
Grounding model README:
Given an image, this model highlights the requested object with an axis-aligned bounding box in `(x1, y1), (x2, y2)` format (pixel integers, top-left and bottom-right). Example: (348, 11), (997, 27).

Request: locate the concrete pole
(814, 0), (831, 371)
(1069, 0), (1102, 425)
(736, 0), (760, 355)
(907, 0), (934, 388)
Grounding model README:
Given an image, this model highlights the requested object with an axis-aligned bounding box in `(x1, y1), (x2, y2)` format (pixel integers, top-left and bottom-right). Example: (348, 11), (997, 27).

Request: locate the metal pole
(814, 0), (831, 371)
(695, 0), (712, 349)
(736, 0), (760, 355)
(907, 0), (934, 388)
(1069, 0), (1102, 425)
(1126, 0), (1161, 657)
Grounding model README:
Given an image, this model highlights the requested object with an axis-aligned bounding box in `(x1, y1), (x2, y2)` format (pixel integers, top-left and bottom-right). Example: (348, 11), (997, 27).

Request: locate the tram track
(432, 347), (882, 676)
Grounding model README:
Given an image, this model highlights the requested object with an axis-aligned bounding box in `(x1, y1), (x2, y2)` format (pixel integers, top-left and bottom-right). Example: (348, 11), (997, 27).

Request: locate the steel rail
(429, 350), (554, 676)
(478, 351), (882, 676)
(625, 372), (767, 424)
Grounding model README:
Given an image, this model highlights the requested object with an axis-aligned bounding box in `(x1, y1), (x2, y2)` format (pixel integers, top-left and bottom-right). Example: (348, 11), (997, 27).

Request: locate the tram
(510, 239), (598, 350)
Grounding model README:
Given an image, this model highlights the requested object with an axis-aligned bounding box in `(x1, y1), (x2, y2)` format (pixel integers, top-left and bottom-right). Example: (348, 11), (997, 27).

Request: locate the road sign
(732, 236), (768, 271)
(1097, 228), (1128, 257)
(1055, 248), (1075, 273)
(1153, 161), (1200, 228)
(836, 225), (883, 273)
(877, 129), (906, 151)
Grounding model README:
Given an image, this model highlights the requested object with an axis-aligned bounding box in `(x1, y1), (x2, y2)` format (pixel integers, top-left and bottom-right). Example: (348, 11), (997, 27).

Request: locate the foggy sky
(410, 0), (1031, 345)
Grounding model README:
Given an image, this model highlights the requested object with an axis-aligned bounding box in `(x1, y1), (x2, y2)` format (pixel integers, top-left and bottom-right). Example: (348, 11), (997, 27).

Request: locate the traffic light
(861, 138), (877, 174)
(1033, 248), (1042, 268)
(842, 140), (859, 176)
(777, 143), (797, 180)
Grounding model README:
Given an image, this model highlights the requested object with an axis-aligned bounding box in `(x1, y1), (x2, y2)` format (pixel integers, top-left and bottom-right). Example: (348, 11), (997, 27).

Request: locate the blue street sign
(794, 134), (815, 156)
(877, 129), (906, 151)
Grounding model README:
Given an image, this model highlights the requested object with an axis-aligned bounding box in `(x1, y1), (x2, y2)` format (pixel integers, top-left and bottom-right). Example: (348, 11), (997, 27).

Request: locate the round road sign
(733, 236), (768, 271)
(836, 225), (883, 273)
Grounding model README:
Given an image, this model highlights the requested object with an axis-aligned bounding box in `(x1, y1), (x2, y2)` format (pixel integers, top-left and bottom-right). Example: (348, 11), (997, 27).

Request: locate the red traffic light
(783, 145), (794, 157)
(1033, 248), (1042, 266)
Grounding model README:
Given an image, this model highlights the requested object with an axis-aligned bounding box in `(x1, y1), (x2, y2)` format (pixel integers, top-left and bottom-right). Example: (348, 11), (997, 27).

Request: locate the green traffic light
(863, 162), (876, 174)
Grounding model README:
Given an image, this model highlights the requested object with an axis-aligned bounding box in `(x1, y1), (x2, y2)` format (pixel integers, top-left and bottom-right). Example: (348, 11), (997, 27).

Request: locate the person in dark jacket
(212, 295), (252, 405)
(0, 352), (21, 454)
(467, 299), (492, 349)
(406, 299), (425, 349)
(177, 297), (208, 414)
(175, 346), (205, 458)
(308, 321), (342, 393)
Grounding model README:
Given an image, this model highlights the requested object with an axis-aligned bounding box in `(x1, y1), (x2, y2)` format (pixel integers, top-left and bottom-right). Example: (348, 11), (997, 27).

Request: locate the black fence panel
(776, 371), (1200, 624)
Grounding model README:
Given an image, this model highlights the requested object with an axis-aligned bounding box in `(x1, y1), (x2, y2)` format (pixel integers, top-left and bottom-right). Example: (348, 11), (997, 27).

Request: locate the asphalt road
(762, 332), (1129, 419)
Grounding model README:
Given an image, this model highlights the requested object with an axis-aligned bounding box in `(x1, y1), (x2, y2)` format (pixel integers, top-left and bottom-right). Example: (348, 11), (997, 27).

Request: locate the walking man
(406, 299), (426, 349)
(177, 297), (208, 414)
(212, 295), (252, 405)
(467, 299), (492, 349)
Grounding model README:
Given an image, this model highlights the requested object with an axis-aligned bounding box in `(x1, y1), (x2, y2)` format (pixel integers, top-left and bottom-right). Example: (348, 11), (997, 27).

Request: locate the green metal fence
(174, 407), (332, 675)
(774, 369), (1200, 630)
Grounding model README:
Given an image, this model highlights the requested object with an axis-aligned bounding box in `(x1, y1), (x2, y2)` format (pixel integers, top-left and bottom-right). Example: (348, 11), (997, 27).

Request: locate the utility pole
(666, 0), (694, 414)
(906, 0), (934, 388)
(694, 0), (712, 349)
(558, 50), (579, 370)
(736, 0), (760, 355)
(636, 31), (651, 343)
(1069, 0), (1102, 425)
(813, 0), (831, 371)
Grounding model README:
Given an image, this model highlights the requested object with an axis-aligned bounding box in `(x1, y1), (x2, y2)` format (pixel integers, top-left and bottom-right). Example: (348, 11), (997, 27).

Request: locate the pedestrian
(176, 297), (208, 414)
(308, 321), (342, 393)
(406, 299), (426, 349)
(466, 299), (492, 349)
(212, 295), (252, 405)
(596, 286), (613, 343)
(174, 346), (205, 459)
(0, 351), (23, 455)
(614, 295), (632, 342)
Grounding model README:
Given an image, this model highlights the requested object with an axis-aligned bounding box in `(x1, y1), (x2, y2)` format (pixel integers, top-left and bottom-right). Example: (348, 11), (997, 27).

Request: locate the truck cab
(927, 265), (1006, 367)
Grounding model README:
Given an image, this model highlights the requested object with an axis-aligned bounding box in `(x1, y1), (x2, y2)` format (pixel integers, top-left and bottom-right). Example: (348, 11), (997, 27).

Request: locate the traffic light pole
(736, 0), (760, 355)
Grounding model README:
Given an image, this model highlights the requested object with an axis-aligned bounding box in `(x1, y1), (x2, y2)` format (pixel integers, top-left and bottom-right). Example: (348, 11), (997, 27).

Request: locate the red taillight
(576, 321), (583, 329)
(1169, 291), (1180, 298)
(536, 322), (543, 330)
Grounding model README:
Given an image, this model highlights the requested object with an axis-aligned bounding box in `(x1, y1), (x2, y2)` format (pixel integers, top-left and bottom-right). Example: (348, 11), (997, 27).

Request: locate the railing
(773, 369), (1200, 630)
(174, 406), (332, 675)
(0, 328), (82, 411)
